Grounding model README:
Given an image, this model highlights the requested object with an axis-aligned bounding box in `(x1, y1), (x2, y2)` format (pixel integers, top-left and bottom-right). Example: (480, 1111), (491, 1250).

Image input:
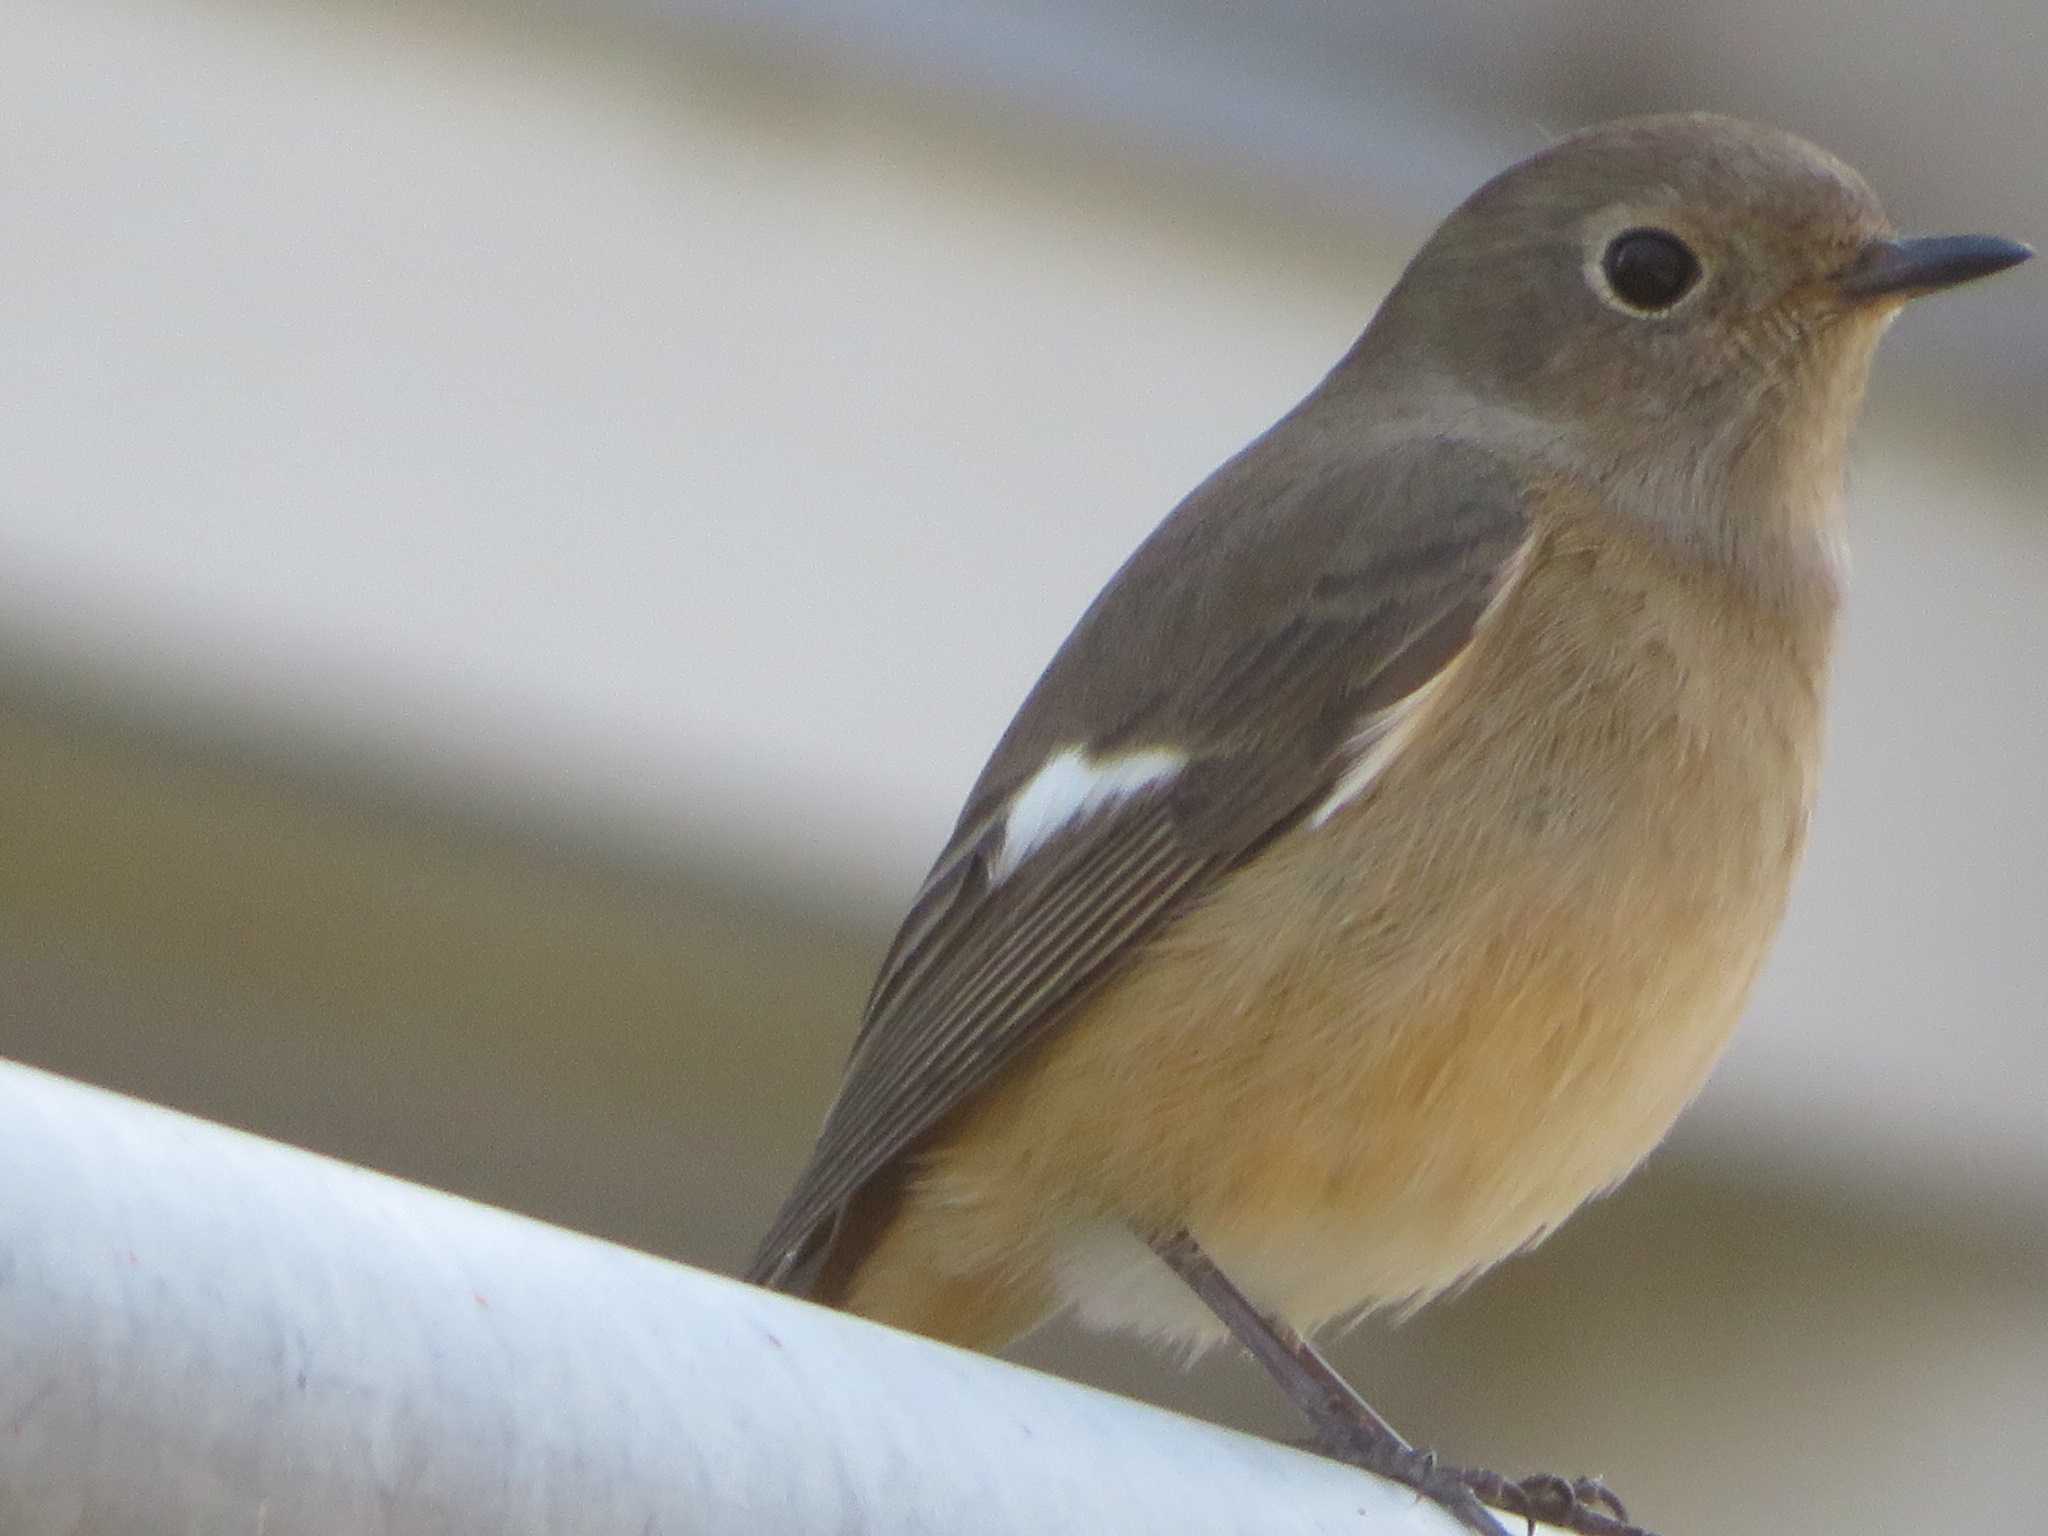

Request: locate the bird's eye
(1599, 228), (1702, 312)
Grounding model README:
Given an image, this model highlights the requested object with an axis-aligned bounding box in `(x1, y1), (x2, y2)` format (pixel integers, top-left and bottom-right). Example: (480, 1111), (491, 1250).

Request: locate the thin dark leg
(1149, 1229), (1651, 1536)
(1151, 1230), (1410, 1448)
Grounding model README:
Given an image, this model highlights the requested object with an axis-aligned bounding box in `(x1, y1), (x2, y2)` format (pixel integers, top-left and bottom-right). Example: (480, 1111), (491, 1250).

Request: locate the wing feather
(753, 806), (1213, 1281)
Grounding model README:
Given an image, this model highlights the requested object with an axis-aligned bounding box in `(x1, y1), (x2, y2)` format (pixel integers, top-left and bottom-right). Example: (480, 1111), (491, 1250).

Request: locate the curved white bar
(0, 1058), (1499, 1535)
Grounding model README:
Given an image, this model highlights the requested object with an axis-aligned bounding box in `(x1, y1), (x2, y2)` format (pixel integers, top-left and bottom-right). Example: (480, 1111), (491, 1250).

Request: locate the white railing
(0, 1057), (1517, 1535)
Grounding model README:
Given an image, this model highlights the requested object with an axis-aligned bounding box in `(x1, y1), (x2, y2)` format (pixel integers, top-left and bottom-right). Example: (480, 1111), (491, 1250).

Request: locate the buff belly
(952, 818), (1780, 1344)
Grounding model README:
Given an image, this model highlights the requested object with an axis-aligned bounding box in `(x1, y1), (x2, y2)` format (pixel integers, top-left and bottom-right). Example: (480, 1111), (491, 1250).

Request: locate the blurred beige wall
(2, 4), (2042, 1534)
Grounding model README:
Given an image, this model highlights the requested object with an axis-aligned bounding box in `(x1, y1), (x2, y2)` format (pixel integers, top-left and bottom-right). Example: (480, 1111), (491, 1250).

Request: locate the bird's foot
(1308, 1422), (1657, 1536)
(1444, 1465), (1655, 1536)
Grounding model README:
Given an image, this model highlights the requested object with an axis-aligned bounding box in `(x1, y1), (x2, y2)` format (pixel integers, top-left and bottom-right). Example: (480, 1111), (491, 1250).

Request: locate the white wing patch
(1309, 531), (1535, 828)
(990, 746), (1185, 882)
(1306, 674), (1449, 828)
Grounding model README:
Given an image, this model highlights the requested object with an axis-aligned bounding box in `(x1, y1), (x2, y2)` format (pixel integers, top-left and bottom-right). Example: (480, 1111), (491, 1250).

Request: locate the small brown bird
(748, 114), (2028, 1534)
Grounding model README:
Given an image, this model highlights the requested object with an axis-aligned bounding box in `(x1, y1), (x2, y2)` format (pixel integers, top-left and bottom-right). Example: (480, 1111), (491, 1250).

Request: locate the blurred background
(4, 2), (2044, 1532)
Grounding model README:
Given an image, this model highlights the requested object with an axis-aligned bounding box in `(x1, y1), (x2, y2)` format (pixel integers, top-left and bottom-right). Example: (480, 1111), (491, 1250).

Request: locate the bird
(746, 113), (2030, 1535)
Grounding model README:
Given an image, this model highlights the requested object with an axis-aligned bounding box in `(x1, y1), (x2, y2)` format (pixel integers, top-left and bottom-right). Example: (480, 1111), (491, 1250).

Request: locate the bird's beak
(1836, 234), (2032, 302)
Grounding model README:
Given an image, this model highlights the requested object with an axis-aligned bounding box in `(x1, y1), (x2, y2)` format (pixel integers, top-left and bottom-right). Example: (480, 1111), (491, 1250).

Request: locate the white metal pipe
(0, 1057), (1506, 1535)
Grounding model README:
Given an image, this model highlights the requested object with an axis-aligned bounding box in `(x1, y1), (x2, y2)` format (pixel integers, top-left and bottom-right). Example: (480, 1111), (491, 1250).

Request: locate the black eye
(1600, 228), (1702, 311)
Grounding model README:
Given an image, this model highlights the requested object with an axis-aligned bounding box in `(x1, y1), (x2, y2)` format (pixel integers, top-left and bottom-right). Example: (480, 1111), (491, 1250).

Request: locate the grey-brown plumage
(743, 111), (2027, 1533)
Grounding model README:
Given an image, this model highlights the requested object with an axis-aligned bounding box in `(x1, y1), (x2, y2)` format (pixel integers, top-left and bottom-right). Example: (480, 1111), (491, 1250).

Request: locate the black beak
(1837, 234), (2032, 301)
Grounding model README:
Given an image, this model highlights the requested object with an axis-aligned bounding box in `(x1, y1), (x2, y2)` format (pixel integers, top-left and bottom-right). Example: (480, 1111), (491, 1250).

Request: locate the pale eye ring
(1598, 228), (1703, 312)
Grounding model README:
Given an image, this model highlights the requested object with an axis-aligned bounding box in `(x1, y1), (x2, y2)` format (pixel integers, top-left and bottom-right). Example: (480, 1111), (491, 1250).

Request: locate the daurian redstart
(748, 114), (2030, 1536)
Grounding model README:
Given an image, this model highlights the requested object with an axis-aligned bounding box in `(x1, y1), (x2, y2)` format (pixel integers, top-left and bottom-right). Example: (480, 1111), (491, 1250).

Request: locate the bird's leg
(1148, 1230), (1652, 1536)
(1148, 1229), (1505, 1534)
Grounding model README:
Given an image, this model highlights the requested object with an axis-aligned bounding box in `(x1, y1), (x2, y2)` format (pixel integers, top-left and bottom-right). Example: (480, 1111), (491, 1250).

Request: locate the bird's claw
(1454, 1465), (1651, 1536)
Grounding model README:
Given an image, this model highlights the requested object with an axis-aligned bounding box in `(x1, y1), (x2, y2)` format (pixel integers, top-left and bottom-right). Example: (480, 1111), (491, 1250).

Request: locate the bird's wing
(747, 434), (1538, 1290)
